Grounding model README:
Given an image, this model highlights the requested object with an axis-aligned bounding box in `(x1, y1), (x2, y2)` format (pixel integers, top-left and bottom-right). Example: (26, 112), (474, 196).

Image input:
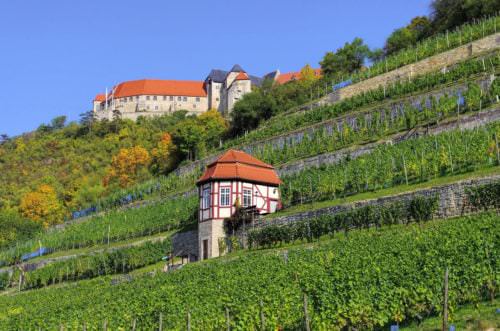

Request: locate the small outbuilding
(196, 149), (282, 259)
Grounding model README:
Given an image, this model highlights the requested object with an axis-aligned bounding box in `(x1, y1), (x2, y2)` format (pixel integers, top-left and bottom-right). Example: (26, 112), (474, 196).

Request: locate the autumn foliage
(104, 146), (151, 188)
(19, 185), (65, 227)
(151, 133), (177, 175)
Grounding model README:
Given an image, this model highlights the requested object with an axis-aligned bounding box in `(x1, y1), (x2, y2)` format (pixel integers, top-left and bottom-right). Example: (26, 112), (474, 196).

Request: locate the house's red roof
(234, 72), (249, 81)
(276, 68), (321, 84)
(111, 79), (207, 98)
(197, 150), (281, 186)
(94, 94), (106, 102)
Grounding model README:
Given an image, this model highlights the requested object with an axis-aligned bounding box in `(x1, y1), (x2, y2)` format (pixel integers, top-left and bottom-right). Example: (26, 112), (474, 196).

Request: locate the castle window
(136, 96), (139, 101)
(216, 98), (219, 101)
(178, 96), (182, 101)
(183, 96), (187, 102)
(193, 104), (197, 108)
(202, 188), (210, 209)
(243, 189), (252, 207)
(170, 96), (174, 101)
(146, 96), (150, 101)
(129, 97), (133, 102)
(163, 96), (167, 101)
(153, 96), (157, 101)
(155, 105), (159, 110)
(220, 187), (230, 206)
(196, 97), (200, 102)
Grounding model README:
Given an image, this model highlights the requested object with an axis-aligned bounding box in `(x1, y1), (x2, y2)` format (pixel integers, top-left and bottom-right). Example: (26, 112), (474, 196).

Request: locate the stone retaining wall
(251, 175), (500, 229)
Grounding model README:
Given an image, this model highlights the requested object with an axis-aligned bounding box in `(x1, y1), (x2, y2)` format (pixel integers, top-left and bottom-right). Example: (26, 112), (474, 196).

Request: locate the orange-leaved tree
(103, 146), (151, 188)
(19, 184), (65, 227)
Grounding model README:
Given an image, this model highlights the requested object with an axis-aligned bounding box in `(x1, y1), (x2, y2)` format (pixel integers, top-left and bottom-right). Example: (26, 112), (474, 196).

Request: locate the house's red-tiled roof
(110, 79), (207, 99)
(234, 72), (249, 81)
(275, 68), (321, 84)
(197, 150), (281, 186)
(94, 94), (106, 102)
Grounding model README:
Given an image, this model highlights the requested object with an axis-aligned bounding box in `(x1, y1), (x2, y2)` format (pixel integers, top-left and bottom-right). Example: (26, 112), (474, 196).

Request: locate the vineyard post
(303, 293), (311, 331)
(83, 322), (87, 331)
(159, 313), (163, 331)
(103, 319), (107, 331)
(494, 133), (500, 165)
(225, 306), (231, 331)
(186, 310), (191, 331)
(442, 267), (449, 331)
(107, 224), (110, 246)
(260, 300), (265, 330)
(402, 155), (409, 185)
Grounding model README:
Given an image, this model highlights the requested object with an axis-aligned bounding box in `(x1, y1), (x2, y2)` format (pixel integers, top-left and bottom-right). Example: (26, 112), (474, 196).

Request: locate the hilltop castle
(92, 65), (321, 120)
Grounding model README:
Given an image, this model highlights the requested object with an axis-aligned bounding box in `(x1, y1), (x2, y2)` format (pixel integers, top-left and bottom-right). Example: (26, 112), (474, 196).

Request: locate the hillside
(1, 8), (500, 330)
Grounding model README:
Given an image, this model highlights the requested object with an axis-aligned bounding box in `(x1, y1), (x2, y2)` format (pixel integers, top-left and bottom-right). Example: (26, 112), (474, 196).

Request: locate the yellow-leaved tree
(19, 184), (65, 227)
(151, 132), (178, 175)
(299, 64), (319, 85)
(103, 146), (151, 188)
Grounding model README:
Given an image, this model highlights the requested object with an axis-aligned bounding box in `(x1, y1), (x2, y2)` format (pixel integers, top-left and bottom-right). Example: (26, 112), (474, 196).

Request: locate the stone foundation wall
(172, 230), (198, 260)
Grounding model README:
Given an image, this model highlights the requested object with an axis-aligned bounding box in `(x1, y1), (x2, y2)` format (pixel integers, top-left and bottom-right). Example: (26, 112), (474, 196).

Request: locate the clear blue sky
(0, 0), (431, 136)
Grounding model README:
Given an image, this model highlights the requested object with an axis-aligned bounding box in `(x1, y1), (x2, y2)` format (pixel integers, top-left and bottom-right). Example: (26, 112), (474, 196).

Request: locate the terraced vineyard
(0, 213), (496, 330)
(0, 195), (197, 266)
(279, 121), (500, 206)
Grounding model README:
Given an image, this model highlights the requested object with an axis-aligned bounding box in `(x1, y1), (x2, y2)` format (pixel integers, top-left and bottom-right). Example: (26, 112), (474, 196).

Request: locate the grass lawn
(402, 299), (499, 330)
(268, 165), (500, 218)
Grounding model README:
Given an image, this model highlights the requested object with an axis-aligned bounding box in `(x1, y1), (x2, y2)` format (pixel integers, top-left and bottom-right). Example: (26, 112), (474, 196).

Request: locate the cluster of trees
(0, 109), (227, 234)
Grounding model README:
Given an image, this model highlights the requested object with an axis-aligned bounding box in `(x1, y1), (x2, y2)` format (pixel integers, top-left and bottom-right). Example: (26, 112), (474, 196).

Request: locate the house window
(183, 96), (187, 102)
(216, 97), (219, 101)
(146, 96), (150, 101)
(170, 96), (174, 101)
(196, 97), (200, 102)
(243, 189), (252, 207)
(220, 187), (230, 206)
(202, 188), (210, 209)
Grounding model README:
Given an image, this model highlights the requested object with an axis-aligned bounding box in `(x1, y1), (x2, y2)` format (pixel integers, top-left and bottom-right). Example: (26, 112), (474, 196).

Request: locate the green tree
(173, 118), (207, 161)
(50, 116), (67, 130)
(384, 17), (431, 56)
(320, 37), (371, 77)
(430, 0), (500, 32)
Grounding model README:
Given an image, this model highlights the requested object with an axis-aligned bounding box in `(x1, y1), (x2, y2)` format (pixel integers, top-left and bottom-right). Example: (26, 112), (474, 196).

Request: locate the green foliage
(430, 0), (500, 32)
(248, 195), (439, 248)
(22, 240), (171, 290)
(466, 181), (500, 211)
(0, 213), (496, 330)
(0, 273), (8, 291)
(0, 196), (197, 266)
(0, 210), (42, 248)
(320, 37), (371, 77)
(385, 17), (431, 56)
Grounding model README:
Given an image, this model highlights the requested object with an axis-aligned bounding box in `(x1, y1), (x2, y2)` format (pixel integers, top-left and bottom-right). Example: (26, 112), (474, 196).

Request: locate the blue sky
(0, 0), (431, 136)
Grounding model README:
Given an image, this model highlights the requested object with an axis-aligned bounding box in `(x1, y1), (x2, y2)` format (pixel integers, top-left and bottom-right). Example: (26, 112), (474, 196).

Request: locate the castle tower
(196, 150), (282, 260)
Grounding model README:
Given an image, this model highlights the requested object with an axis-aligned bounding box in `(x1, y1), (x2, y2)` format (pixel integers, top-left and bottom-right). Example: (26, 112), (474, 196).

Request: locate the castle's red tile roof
(234, 72), (249, 81)
(197, 150), (281, 186)
(276, 68), (321, 84)
(94, 94), (106, 102)
(111, 79), (207, 98)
